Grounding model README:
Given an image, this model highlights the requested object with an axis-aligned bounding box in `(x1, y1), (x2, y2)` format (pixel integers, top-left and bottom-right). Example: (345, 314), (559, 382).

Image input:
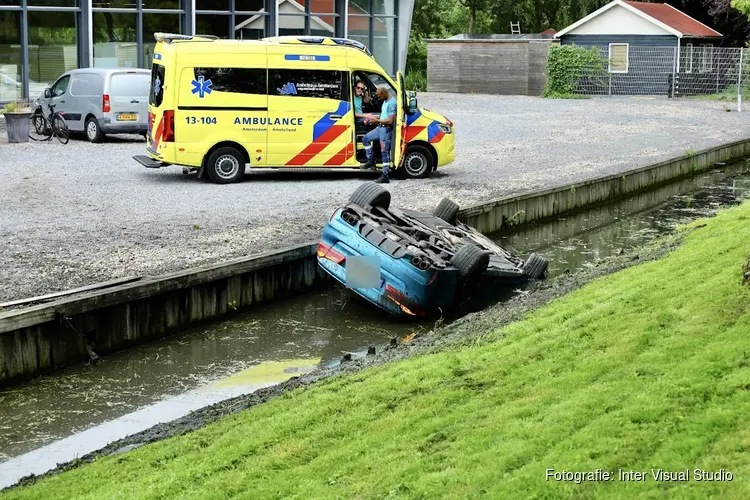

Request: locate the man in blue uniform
(360, 85), (397, 184)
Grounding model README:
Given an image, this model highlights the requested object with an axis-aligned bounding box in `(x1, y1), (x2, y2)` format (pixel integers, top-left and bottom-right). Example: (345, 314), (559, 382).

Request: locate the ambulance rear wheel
(206, 147), (246, 184)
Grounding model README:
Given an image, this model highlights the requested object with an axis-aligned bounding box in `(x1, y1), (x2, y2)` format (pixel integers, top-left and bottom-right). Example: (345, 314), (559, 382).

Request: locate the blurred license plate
(117, 114), (137, 121)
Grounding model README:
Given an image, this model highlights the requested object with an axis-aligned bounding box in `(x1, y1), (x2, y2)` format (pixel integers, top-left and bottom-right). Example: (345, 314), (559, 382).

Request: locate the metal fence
(571, 45), (748, 110)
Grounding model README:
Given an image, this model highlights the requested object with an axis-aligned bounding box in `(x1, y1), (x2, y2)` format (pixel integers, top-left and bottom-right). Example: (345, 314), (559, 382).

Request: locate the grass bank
(5, 202), (750, 499)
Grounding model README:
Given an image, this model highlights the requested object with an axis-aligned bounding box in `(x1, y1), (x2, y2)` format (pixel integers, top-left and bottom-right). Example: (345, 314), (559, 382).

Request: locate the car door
(65, 73), (93, 132)
(392, 71), (407, 169)
(266, 46), (353, 167)
(47, 74), (72, 122)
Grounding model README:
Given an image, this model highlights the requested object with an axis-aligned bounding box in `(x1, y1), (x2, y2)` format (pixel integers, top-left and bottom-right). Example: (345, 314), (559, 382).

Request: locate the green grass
(6, 202), (750, 499)
(687, 85), (750, 102)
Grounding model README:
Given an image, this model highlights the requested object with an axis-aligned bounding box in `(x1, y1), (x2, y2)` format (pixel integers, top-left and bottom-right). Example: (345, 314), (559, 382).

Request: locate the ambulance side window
(268, 69), (347, 100)
(150, 64), (165, 107)
(193, 67), (267, 95)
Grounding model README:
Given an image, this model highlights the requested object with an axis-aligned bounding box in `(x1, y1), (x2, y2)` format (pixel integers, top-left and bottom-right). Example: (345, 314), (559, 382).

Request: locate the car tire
(451, 243), (490, 282)
(85, 117), (104, 143)
(349, 181), (391, 210)
(432, 198), (460, 225)
(402, 145), (433, 179)
(523, 253), (549, 280)
(206, 147), (246, 184)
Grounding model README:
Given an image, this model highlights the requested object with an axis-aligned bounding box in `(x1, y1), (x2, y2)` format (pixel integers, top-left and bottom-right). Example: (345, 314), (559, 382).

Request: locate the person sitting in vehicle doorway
(353, 78), (372, 127)
(360, 84), (397, 184)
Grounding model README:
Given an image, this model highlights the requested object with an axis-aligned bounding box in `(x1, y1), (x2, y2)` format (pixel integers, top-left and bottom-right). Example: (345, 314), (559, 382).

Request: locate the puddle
(1, 161), (750, 489)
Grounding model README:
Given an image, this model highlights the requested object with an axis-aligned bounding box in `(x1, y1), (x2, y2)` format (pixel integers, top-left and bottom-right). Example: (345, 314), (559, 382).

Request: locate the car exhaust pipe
(411, 257), (430, 270)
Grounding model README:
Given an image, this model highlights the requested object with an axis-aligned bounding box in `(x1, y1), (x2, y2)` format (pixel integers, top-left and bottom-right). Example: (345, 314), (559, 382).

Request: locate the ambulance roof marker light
(153, 32), (219, 43)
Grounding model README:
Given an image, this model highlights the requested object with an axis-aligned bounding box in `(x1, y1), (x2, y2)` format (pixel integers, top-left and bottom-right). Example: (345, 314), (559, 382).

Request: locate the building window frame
(685, 42), (693, 73)
(0, 2), (84, 101)
(93, 0), (186, 69)
(701, 43), (713, 73)
(345, 0), (399, 76)
(608, 42), (629, 74)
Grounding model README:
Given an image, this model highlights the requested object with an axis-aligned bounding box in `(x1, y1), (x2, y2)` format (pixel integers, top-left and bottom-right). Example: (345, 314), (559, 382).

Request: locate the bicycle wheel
(53, 115), (69, 145)
(29, 114), (52, 141)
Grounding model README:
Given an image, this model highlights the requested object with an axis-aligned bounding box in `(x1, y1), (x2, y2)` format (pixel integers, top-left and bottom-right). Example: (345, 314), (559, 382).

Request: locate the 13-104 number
(185, 116), (217, 125)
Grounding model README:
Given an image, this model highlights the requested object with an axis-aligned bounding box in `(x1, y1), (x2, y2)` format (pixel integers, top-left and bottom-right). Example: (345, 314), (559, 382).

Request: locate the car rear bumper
(317, 256), (432, 318)
(99, 118), (147, 135)
(317, 211), (458, 318)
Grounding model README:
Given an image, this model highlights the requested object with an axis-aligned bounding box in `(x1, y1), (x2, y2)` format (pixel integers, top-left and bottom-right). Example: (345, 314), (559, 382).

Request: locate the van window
(269, 69), (347, 100)
(193, 67), (267, 95)
(110, 73), (150, 97)
(356, 71), (395, 96)
(150, 63), (165, 107)
(70, 73), (104, 97)
(51, 75), (70, 97)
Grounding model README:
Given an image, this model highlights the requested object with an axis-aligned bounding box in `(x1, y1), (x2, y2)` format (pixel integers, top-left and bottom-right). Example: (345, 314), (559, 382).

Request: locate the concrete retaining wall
(457, 139), (750, 233)
(2, 138), (749, 386)
(0, 244), (328, 386)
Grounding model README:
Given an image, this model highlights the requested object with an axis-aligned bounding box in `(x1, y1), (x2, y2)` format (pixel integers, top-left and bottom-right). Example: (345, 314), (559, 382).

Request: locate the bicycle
(29, 102), (69, 145)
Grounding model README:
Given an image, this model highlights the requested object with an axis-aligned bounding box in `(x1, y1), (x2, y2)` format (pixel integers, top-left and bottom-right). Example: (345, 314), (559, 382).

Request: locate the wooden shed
(425, 34), (560, 95)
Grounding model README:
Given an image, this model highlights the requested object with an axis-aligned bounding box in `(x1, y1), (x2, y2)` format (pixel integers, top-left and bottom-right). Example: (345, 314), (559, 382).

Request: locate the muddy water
(0, 290), (424, 487)
(2, 162), (750, 488)
(494, 162), (750, 279)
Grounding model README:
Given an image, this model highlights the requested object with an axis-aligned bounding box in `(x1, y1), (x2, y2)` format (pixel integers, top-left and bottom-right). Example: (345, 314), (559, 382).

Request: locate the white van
(37, 68), (151, 142)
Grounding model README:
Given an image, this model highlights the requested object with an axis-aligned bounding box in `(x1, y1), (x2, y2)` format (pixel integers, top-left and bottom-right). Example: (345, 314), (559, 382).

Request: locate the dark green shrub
(543, 45), (608, 98)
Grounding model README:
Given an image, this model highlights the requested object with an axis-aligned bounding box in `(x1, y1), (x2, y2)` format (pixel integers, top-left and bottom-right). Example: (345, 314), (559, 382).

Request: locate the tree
(677, 0), (750, 46)
(460, 0), (489, 34)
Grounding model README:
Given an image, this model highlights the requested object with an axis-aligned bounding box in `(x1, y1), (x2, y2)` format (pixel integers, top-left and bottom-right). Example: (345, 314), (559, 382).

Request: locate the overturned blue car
(317, 182), (549, 319)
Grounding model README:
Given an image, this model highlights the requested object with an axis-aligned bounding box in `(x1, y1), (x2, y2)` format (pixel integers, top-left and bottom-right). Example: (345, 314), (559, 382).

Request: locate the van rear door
(107, 71), (150, 128)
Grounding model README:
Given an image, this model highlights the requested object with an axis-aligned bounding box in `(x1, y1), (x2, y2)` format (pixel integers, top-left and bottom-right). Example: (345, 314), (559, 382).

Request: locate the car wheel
(402, 145), (433, 179)
(206, 147), (246, 184)
(523, 253), (549, 280)
(432, 198), (460, 225)
(451, 243), (490, 282)
(349, 181), (391, 210)
(85, 117), (104, 143)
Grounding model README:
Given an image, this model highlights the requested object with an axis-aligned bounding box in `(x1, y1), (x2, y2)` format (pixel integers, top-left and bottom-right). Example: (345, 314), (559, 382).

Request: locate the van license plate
(117, 114), (137, 121)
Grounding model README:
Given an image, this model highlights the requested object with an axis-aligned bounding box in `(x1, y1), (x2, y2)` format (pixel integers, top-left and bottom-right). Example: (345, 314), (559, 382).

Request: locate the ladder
(510, 22), (521, 35)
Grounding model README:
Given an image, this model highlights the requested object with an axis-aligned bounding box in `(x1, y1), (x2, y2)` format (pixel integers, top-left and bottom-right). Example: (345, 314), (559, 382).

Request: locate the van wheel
(402, 145), (433, 179)
(85, 117), (104, 143)
(206, 147), (246, 184)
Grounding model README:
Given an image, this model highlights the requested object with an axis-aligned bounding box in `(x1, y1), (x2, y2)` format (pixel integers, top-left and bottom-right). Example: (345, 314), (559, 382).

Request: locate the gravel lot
(1, 94), (748, 303)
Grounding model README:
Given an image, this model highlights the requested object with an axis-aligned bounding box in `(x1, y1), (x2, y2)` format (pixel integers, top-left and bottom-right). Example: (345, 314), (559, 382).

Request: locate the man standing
(360, 85), (397, 184)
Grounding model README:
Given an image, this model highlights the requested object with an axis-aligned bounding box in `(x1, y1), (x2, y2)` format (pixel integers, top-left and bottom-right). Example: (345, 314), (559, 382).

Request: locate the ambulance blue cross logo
(191, 75), (213, 98)
(153, 76), (161, 99)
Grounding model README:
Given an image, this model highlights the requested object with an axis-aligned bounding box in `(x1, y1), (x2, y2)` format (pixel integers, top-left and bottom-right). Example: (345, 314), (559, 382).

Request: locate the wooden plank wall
(427, 40), (558, 95)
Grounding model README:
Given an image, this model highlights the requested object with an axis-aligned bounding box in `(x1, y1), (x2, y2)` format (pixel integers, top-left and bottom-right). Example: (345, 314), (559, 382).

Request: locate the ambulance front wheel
(402, 145), (433, 179)
(206, 147), (246, 184)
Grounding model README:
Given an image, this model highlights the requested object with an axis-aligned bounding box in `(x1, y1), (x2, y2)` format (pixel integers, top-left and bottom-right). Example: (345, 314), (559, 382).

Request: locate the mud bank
(6, 219), (691, 492)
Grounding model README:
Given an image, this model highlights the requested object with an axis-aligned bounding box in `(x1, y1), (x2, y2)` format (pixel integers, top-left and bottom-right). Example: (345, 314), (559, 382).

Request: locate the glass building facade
(0, 0), (414, 102)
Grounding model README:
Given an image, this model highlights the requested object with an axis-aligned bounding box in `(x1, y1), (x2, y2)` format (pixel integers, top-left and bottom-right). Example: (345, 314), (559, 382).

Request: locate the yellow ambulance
(133, 33), (455, 184)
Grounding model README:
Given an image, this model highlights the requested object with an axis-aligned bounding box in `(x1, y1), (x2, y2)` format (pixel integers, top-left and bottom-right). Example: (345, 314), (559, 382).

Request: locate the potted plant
(2, 100), (34, 143)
